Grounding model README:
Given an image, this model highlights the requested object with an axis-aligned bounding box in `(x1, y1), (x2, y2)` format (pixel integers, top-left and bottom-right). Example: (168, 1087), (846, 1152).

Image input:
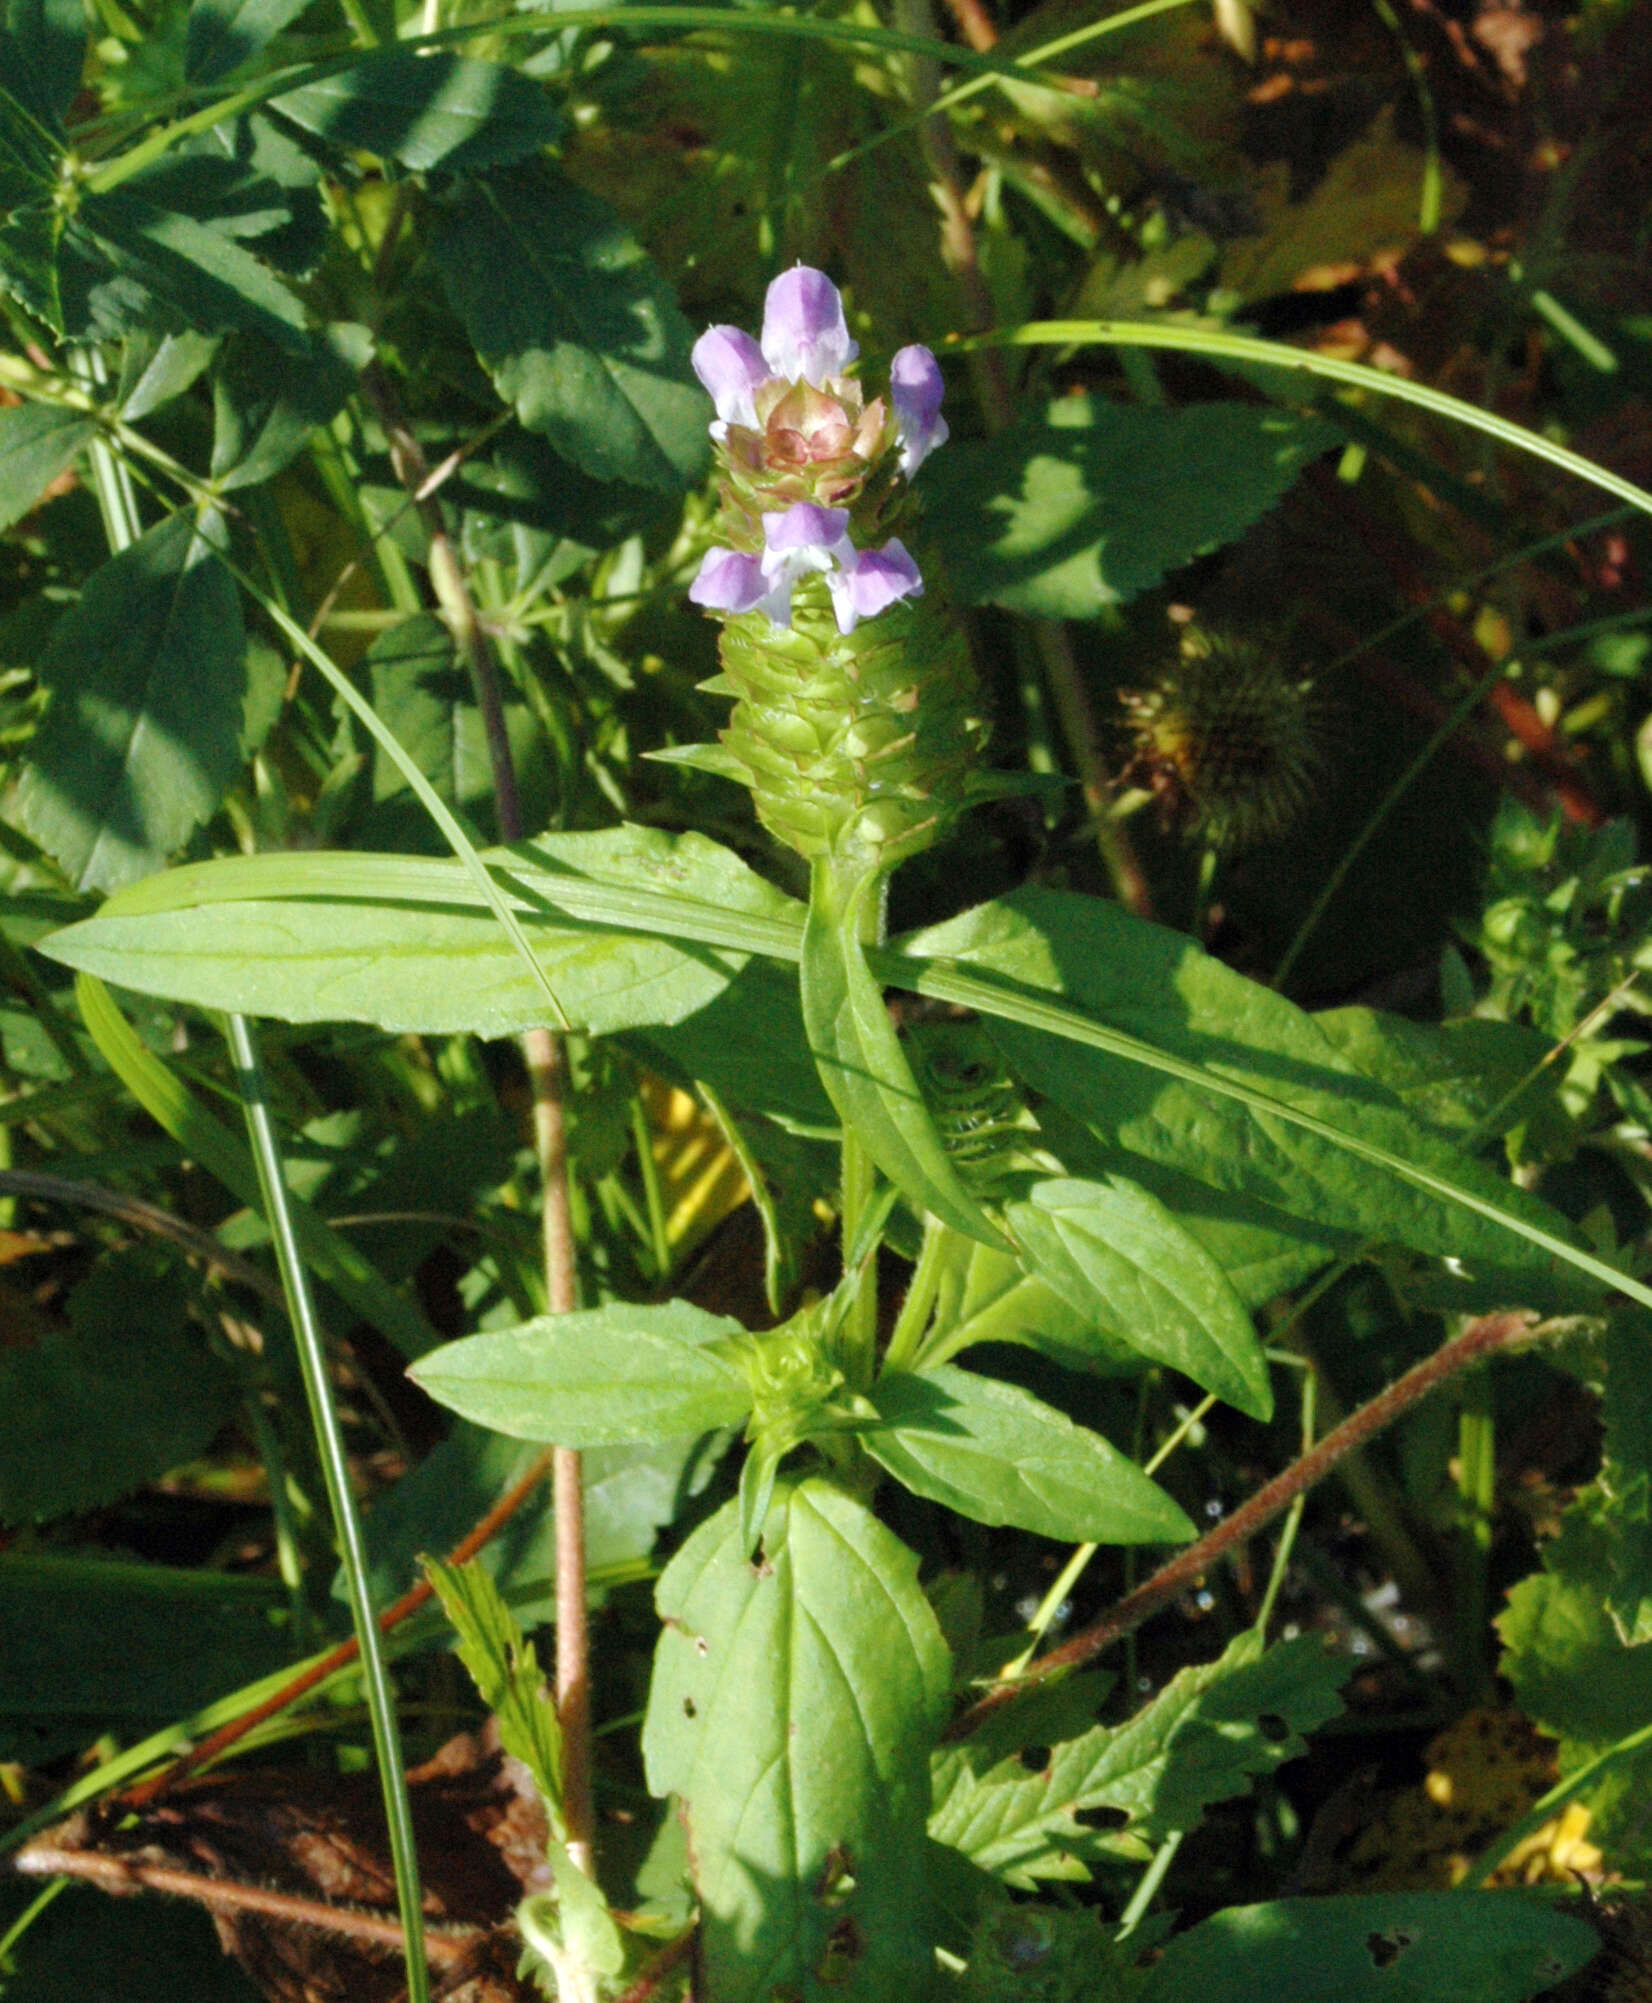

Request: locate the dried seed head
(1118, 629), (1326, 852)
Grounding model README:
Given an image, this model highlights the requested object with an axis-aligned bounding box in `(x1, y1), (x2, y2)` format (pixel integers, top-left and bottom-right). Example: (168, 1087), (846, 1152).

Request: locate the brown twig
(945, 1310), (1544, 1742)
(119, 1448), (555, 1810)
(10, 1844), (479, 1965)
(358, 361), (593, 1876)
(613, 1926), (697, 2003)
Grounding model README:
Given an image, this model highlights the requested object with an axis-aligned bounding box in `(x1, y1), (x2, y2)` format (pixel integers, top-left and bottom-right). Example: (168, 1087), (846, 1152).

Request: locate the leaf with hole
(643, 1480), (951, 2002)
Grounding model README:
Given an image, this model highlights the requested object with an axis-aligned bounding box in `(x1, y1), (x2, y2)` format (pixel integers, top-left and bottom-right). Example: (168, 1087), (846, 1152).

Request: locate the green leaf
(186, 0), (312, 84)
(927, 1240), (1143, 1376)
(930, 1633), (1347, 1886)
(355, 1425), (715, 1625)
(920, 395), (1340, 618)
(118, 328), (220, 419)
(0, 1250), (237, 1525)
(867, 1364), (1193, 1545)
(38, 825), (808, 1039)
(410, 1299), (753, 1447)
(1600, 1314), (1652, 1646)
(0, 80), (65, 325)
(642, 1481), (951, 2002)
(210, 322), (370, 489)
(898, 890), (1584, 1276)
(3, 0), (86, 125)
(423, 1556), (562, 1812)
(1005, 1176), (1271, 1419)
(273, 52), (560, 171)
(12, 509), (248, 892)
(0, 1552), (288, 1762)
(801, 858), (1000, 1248)
(0, 402), (93, 530)
(433, 162), (709, 492)
(1498, 1492), (1652, 1746)
(69, 188), (309, 350)
(1137, 1893), (1596, 2003)
(1311, 1008), (1561, 1142)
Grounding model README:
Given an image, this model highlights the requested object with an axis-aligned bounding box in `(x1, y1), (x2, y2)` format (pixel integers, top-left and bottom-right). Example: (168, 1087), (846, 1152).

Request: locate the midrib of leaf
(67, 858), (1652, 1314)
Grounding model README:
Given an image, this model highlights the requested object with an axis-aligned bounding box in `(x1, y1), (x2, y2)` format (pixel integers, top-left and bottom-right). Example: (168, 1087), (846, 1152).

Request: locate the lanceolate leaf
(410, 1300), (752, 1447)
(434, 162), (709, 493)
(272, 52), (560, 171)
(867, 1365), (1193, 1545)
(1138, 1893), (1595, 2003)
(801, 857), (1000, 1248)
(13, 509), (247, 892)
(423, 1557), (562, 1813)
(0, 402), (94, 531)
(1005, 1176), (1271, 1419)
(38, 825), (808, 1036)
(930, 1632), (1347, 1886)
(921, 395), (1340, 618)
(642, 1481), (951, 2002)
(898, 890), (1585, 1279)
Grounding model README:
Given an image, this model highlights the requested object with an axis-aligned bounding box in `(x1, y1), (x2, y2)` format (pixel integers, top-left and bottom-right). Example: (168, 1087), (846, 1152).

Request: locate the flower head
(690, 268), (946, 635)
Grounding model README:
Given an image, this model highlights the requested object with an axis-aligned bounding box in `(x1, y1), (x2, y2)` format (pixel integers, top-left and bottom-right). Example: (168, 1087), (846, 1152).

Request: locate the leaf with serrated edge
(643, 1481), (950, 2002)
(434, 163), (707, 492)
(0, 404), (93, 531)
(899, 889), (1583, 1277)
(930, 1633), (1346, 1887)
(272, 52), (559, 171)
(14, 511), (245, 891)
(868, 1365), (1192, 1545)
(410, 1299), (752, 1447)
(1006, 1176), (1271, 1419)
(424, 1556), (562, 1814)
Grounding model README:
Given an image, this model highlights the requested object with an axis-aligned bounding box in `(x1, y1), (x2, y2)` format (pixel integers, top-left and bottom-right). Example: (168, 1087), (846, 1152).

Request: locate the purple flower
(692, 325), (769, 439)
(761, 267), (859, 387)
(830, 538), (923, 632)
(889, 346), (948, 475)
(693, 504), (923, 635)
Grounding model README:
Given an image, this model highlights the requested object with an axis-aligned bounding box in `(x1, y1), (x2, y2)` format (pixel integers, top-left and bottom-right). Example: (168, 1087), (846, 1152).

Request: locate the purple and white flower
(692, 325), (769, 440)
(759, 266), (860, 386)
(889, 345), (949, 476)
(689, 502), (922, 635)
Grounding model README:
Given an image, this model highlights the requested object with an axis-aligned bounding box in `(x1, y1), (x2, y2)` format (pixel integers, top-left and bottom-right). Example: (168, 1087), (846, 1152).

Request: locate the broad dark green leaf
(1138, 1893), (1596, 2003)
(898, 890), (1583, 1276)
(210, 321), (369, 488)
(2, 0), (85, 125)
(1005, 1175), (1271, 1418)
(920, 395), (1340, 618)
(273, 52), (559, 171)
(1312, 1007), (1560, 1141)
(0, 1252), (237, 1524)
(0, 403), (93, 530)
(867, 1364), (1192, 1545)
(0, 1552), (288, 1762)
(1599, 1313), (1652, 1646)
(642, 1481), (951, 2002)
(186, 0), (311, 84)
(68, 188), (310, 350)
(801, 858), (1000, 1247)
(0, 80), (63, 324)
(930, 1633), (1347, 1885)
(410, 1299), (752, 1447)
(434, 162), (709, 492)
(13, 509), (247, 892)
(38, 825), (808, 1037)
(926, 1239), (1143, 1377)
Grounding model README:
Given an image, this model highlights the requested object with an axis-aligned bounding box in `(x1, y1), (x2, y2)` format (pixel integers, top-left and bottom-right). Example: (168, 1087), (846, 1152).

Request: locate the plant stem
(225, 1013), (430, 2003)
(358, 362), (593, 1874)
(945, 1310), (1544, 1742)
